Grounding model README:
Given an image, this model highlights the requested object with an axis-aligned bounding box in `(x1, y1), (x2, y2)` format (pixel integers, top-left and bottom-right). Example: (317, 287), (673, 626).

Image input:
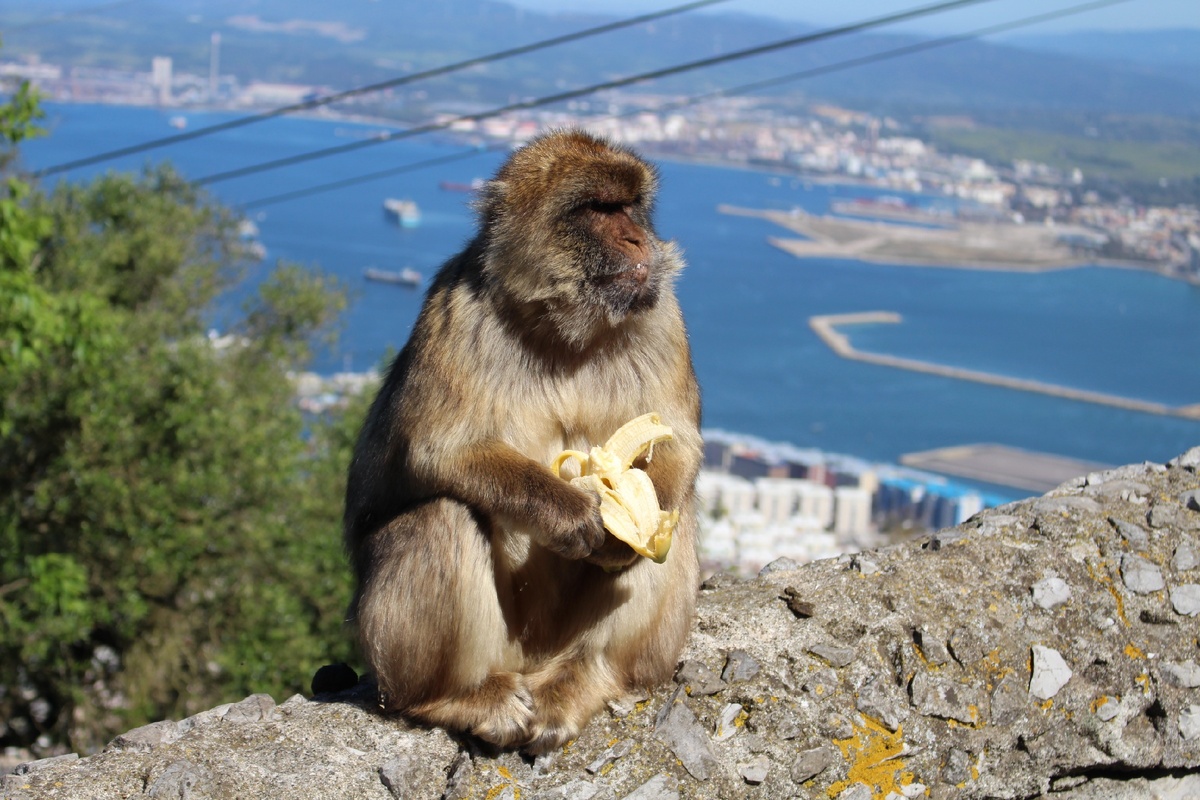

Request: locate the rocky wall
(4, 449), (1200, 800)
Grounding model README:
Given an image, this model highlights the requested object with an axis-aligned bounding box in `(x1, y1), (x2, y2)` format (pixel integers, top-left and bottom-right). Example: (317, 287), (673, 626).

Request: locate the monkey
(343, 129), (702, 754)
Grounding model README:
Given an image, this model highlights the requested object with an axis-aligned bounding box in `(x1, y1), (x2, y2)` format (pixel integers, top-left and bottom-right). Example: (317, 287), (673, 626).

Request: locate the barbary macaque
(344, 129), (701, 753)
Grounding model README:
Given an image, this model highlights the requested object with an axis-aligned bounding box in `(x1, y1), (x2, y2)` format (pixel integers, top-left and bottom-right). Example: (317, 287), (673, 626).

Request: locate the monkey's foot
(523, 716), (581, 756)
(412, 672), (535, 749)
(521, 660), (614, 755)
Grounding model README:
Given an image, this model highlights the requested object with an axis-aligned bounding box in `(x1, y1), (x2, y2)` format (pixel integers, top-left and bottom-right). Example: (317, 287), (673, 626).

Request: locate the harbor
(900, 444), (1111, 494)
(720, 203), (1090, 271)
(809, 312), (1200, 420)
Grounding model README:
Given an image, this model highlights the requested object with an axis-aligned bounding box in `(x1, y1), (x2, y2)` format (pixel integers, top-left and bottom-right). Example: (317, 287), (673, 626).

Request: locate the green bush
(0, 85), (362, 753)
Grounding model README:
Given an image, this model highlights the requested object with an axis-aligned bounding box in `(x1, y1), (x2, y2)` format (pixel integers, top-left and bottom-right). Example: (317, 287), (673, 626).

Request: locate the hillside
(1, 0), (1199, 117)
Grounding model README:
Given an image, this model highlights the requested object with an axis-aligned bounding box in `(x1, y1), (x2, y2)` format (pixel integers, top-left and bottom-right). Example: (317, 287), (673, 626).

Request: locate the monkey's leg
(522, 652), (621, 756)
(355, 499), (534, 748)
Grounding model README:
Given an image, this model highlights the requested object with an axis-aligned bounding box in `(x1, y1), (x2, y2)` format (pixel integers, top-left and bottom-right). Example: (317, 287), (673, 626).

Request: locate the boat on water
(383, 198), (421, 228)
(439, 178), (484, 193)
(364, 267), (422, 287)
(168, 115), (187, 130)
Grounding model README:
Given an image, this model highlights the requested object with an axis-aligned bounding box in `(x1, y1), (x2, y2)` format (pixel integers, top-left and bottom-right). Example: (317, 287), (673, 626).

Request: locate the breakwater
(810, 311), (1200, 420)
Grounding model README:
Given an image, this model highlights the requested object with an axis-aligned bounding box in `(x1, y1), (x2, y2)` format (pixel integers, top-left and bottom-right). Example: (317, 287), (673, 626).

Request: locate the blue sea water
(21, 104), (1200, 481)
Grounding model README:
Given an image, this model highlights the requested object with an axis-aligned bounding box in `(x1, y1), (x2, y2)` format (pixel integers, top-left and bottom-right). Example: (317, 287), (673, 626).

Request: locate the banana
(551, 413), (678, 564)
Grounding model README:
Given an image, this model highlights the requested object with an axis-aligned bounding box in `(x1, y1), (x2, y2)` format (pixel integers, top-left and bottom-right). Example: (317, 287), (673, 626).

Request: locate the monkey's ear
(474, 179), (509, 222)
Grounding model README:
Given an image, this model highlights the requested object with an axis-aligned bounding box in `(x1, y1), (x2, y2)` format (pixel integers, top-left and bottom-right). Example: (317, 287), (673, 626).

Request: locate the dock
(719, 204), (1088, 271)
(901, 444), (1111, 493)
(809, 312), (1200, 420)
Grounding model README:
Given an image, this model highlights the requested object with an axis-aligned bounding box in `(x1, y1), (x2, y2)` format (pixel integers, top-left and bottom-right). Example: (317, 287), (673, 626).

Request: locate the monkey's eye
(585, 199), (626, 215)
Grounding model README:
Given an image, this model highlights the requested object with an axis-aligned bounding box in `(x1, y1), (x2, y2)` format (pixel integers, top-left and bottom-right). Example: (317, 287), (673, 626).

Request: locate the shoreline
(720, 203), (1183, 279)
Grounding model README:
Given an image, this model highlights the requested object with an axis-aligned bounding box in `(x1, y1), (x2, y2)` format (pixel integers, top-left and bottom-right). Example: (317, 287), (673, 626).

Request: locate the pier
(719, 204), (1088, 271)
(809, 312), (1200, 420)
(900, 444), (1111, 493)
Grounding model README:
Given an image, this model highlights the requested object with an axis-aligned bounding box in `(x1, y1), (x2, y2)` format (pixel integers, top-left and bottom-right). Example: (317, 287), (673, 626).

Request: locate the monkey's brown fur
(344, 130), (701, 754)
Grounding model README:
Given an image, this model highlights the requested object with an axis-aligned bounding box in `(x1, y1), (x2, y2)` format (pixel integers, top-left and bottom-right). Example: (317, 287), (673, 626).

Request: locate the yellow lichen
(1086, 561), (1128, 626)
(826, 715), (914, 799)
(1135, 674), (1152, 697)
(1124, 643), (1145, 659)
(496, 766), (513, 780)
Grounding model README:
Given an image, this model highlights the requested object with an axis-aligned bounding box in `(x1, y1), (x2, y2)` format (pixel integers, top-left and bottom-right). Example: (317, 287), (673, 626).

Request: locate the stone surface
(712, 704), (743, 743)
(1031, 573), (1072, 609)
(789, 746), (835, 784)
(1029, 645), (1073, 700)
(653, 687), (722, 782)
(737, 755), (769, 785)
(1180, 706), (1200, 741)
(673, 660), (726, 697)
(1111, 517), (1149, 547)
(1120, 554), (1166, 594)
(1170, 584), (1200, 616)
(1172, 543), (1198, 571)
(720, 650), (759, 684)
(585, 739), (632, 776)
(7, 452), (1200, 800)
(1162, 661), (1200, 688)
(808, 642), (855, 668)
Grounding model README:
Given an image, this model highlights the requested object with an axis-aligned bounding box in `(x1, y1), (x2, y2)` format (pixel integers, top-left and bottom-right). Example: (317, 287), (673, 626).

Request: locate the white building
(795, 481), (834, 529)
(695, 472), (757, 517)
(151, 56), (172, 105)
(833, 486), (872, 536)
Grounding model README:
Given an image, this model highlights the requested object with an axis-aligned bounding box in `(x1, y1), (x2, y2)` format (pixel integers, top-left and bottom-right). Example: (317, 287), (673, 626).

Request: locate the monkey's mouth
(601, 262), (649, 291)
(591, 261), (657, 319)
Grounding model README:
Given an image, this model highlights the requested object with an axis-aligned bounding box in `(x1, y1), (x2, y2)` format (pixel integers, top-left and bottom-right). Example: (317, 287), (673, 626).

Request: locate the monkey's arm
(640, 434), (701, 512)
(423, 440), (608, 561)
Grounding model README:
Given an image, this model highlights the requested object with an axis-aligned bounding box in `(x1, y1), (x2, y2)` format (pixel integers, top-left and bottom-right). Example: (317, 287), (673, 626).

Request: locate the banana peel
(552, 413), (678, 564)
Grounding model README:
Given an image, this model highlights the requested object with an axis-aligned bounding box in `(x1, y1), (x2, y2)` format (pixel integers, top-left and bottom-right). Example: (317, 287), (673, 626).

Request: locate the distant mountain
(1006, 28), (1200, 92)
(1, 0), (1198, 118)
(1007, 28), (1200, 70)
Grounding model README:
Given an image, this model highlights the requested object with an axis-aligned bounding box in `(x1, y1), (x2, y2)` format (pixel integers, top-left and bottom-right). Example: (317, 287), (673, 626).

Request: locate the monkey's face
(482, 131), (680, 346)
(568, 193), (662, 320)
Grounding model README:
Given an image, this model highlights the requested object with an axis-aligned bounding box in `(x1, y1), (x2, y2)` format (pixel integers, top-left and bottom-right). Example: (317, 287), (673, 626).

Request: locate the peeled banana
(552, 413), (678, 564)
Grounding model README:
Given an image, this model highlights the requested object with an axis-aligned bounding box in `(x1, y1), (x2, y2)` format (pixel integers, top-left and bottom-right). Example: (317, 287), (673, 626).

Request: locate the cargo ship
(363, 267), (422, 287)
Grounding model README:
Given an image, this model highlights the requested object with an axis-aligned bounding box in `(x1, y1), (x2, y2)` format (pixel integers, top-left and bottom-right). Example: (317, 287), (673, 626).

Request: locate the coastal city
(4, 50), (1198, 282)
(292, 369), (1009, 578)
(6, 47), (1192, 578)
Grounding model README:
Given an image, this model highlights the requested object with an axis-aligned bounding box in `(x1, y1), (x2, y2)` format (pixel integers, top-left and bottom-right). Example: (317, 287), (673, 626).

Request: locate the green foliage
(924, 122), (1200, 205)
(0, 87), (363, 753)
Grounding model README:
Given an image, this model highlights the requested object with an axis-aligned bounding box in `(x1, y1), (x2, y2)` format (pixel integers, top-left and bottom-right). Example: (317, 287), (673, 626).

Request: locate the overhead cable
(193, 0), (1004, 186)
(239, 0), (1131, 209)
(33, 0), (732, 177)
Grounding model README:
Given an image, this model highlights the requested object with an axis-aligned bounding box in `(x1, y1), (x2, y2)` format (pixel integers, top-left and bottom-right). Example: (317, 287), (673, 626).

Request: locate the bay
(22, 103), (1200, 483)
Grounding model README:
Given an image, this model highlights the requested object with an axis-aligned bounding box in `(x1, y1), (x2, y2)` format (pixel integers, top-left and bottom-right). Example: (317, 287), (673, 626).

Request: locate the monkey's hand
(551, 413), (678, 565)
(537, 484), (607, 561)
